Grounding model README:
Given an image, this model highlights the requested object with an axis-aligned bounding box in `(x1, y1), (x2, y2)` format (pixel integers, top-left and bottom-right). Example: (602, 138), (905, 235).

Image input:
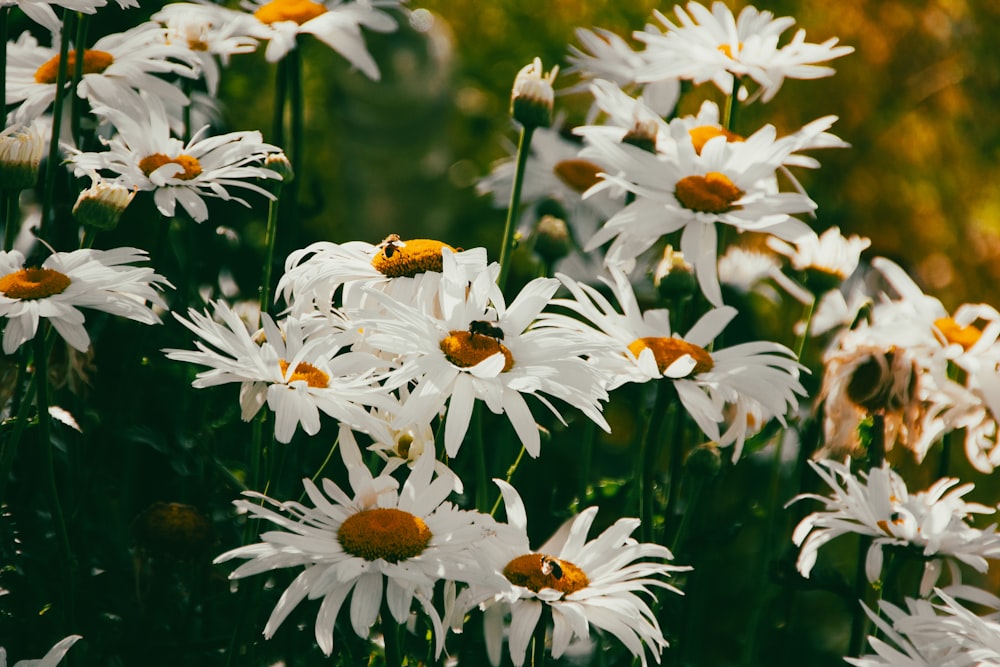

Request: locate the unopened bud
(265, 152), (294, 184)
(0, 122), (46, 191)
(653, 245), (696, 300)
(73, 181), (135, 230)
(511, 57), (557, 129)
(533, 214), (571, 264)
(685, 443), (722, 478)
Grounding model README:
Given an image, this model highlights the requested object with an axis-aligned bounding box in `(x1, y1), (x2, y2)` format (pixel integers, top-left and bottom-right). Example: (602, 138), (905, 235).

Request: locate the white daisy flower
(353, 249), (610, 458)
(636, 1), (854, 104)
(849, 588), (1000, 666)
(1, 0), (104, 32)
(276, 236), (488, 317)
(768, 225), (871, 295)
(5, 23), (200, 124)
(67, 92), (283, 223)
(0, 634), (82, 667)
(0, 247), (169, 355)
(163, 300), (393, 443)
(241, 0), (403, 74)
(449, 480), (688, 667)
(565, 27), (680, 119)
(153, 2), (263, 96)
(547, 266), (805, 460)
(214, 432), (502, 657)
(581, 117), (816, 306)
(790, 459), (1000, 593)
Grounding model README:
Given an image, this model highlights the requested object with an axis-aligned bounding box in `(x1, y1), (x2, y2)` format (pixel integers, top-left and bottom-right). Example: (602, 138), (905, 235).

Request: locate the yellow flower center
(503, 553), (589, 595)
(934, 317), (983, 351)
(0, 267), (71, 300)
(337, 508), (432, 563)
(628, 337), (714, 376)
(138, 153), (203, 181)
(553, 158), (604, 194)
(688, 126), (744, 154)
(674, 172), (743, 214)
(718, 42), (743, 59)
(253, 0), (327, 25)
(440, 330), (514, 372)
(371, 237), (455, 278)
(278, 359), (329, 387)
(34, 49), (114, 84)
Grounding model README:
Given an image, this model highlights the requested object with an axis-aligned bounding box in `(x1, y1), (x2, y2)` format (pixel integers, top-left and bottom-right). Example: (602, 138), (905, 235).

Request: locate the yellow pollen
(553, 159), (604, 193)
(440, 330), (514, 372)
(278, 359), (329, 388)
(628, 337), (714, 376)
(338, 508), (431, 563)
(371, 238), (455, 278)
(34, 49), (114, 84)
(0, 267), (71, 300)
(503, 553), (589, 595)
(253, 0), (327, 25)
(138, 153), (203, 181)
(688, 125), (744, 154)
(934, 317), (983, 350)
(674, 172), (743, 214)
(718, 42), (742, 59)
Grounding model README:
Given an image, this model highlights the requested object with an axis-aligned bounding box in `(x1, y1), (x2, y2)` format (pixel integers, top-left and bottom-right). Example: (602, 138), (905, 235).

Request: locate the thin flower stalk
(498, 125), (535, 293)
(40, 10), (74, 237)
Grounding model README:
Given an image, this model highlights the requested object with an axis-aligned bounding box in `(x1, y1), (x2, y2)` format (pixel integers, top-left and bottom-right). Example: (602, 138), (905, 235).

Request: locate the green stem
(473, 403), (488, 512)
(258, 191), (282, 316)
(0, 350), (36, 503)
(0, 6), (8, 123)
(489, 444), (526, 516)
(34, 326), (75, 632)
(40, 9), (75, 239)
(578, 419), (595, 507)
(793, 296), (817, 361)
(282, 47), (303, 229)
(271, 55), (287, 148)
(69, 13), (88, 149)
(849, 534), (874, 657)
(722, 75), (741, 133)
(497, 125), (536, 293)
(531, 606), (549, 667)
(638, 381), (673, 544)
(381, 605), (402, 667)
(670, 476), (703, 556)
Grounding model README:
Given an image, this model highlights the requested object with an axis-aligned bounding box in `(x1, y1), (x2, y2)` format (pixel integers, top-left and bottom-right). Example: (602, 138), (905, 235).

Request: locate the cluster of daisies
(4, 0), (1000, 664)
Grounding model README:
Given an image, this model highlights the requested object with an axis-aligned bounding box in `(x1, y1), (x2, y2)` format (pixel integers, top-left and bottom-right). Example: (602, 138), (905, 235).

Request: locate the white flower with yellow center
(791, 459), (1000, 593)
(581, 118), (816, 306)
(768, 225), (871, 296)
(67, 92), (283, 223)
(565, 27), (681, 118)
(277, 236), (488, 317)
(635, 1), (854, 104)
(547, 267), (805, 460)
(153, 2), (263, 96)
(214, 431), (502, 657)
(163, 301), (393, 443)
(353, 250), (610, 458)
(5, 23), (200, 124)
(240, 0), (402, 72)
(0, 247), (169, 355)
(449, 480), (688, 667)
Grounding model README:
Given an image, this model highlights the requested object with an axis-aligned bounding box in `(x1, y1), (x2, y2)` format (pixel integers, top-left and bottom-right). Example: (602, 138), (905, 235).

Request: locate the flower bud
(0, 122), (46, 191)
(265, 152), (294, 184)
(72, 180), (135, 230)
(653, 245), (697, 300)
(533, 214), (571, 264)
(511, 57), (558, 129)
(685, 443), (722, 478)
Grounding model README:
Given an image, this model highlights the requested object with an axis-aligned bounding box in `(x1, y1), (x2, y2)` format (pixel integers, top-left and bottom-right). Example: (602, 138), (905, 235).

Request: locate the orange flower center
(688, 125), (744, 154)
(628, 337), (714, 376)
(440, 330), (514, 372)
(138, 153), (203, 181)
(674, 172), (743, 213)
(718, 42), (743, 59)
(278, 359), (329, 387)
(553, 158), (604, 193)
(34, 49), (114, 84)
(503, 553), (589, 595)
(370, 237), (455, 278)
(0, 267), (71, 300)
(934, 317), (983, 351)
(253, 0), (327, 25)
(338, 508), (432, 563)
